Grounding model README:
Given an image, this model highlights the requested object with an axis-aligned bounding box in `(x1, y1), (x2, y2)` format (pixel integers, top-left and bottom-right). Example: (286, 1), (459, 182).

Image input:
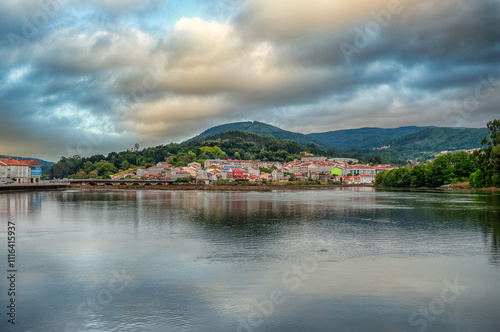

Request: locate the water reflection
(0, 192), (42, 217)
(32, 189), (499, 267)
(1, 189), (499, 332)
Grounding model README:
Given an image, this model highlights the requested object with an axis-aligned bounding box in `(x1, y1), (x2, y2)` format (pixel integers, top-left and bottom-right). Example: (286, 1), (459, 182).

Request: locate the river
(0, 188), (499, 332)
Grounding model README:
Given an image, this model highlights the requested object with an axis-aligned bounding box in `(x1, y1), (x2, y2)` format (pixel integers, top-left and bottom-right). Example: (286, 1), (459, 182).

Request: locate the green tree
(471, 119), (500, 187)
(426, 154), (454, 187)
(75, 171), (88, 179)
(409, 164), (427, 187)
(120, 160), (130, 170)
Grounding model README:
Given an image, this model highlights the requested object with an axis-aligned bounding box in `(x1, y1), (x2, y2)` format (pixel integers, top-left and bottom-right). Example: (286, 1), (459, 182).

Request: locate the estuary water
(0, 188), (499, 332)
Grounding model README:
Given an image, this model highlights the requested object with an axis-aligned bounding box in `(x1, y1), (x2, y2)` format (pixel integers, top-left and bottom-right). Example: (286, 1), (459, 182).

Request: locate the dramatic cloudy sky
(1, 0), (499, 161)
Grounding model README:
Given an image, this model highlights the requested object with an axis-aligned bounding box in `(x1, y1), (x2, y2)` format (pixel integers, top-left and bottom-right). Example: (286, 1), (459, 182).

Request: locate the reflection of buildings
(0, 192), (42, 218)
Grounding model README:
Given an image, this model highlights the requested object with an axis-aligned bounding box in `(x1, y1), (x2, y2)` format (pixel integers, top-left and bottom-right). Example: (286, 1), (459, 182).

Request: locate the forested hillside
(49, 131), (332, 179)
(188, 121), (325, 148)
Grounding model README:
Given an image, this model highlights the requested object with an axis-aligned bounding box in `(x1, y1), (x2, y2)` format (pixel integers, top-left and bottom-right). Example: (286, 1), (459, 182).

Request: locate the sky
(0, 0), (499, 161)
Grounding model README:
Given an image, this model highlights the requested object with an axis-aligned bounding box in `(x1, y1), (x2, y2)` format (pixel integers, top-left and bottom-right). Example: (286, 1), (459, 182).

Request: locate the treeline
(376, 119), (500, 188)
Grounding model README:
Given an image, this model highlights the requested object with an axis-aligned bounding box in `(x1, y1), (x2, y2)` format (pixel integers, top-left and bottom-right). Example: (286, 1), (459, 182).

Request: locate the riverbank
(67, 182), (374, 192)
(442, 182), (500, 191)
(373, 182), (500, 192)
(0, 183), (70, 192)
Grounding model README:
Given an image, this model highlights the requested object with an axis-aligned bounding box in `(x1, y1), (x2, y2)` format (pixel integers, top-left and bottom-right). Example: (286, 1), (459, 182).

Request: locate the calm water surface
(1, 188), (499, 332)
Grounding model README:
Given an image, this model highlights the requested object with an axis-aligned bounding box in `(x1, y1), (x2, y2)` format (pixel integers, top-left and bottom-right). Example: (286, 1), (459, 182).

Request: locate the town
(109, 154), (398, 185)
(0, 156), (398, 186)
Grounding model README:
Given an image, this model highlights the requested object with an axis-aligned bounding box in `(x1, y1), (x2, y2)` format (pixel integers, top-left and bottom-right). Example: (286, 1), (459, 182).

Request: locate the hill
(189, 121), (435, 151)
(189, 121), (488, 160)
(307, 126), (433, 150)
(377, 127), (489, 160)
(188, 121), (326, 149)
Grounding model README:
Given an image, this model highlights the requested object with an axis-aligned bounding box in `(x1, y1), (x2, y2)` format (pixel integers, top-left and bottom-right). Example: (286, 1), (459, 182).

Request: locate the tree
(472, 118), (500, 187)
(120, 160), (130, 170)
(93, 160), (117, 178)
(426, 154), (454, 187)
(75, 171), (88, 179)
(409, 165), (427, 187)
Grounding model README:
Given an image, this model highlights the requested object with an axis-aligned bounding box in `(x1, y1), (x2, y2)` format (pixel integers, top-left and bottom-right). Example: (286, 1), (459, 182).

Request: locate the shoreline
(1, 182), (499, 193)
(67, 183), (374, 192)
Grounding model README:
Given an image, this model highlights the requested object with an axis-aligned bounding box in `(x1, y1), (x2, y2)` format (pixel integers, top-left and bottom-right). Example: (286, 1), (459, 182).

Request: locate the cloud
(235, 0), (392, 40)
(0, 0), (498, 160)
(32, 25), (156, 74)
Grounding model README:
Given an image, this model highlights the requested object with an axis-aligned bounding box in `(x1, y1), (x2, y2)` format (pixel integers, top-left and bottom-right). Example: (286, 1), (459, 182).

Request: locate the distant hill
(307, 126), (433, 150)
(188, 121), (326, 149)
(388, 127), (488, 152)
(186, 121), (489, 160)
(0, 155), (54, 167)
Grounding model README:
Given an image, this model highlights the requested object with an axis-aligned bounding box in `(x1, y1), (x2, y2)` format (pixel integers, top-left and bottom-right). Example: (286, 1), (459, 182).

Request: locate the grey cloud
(0, 0), (498, 161)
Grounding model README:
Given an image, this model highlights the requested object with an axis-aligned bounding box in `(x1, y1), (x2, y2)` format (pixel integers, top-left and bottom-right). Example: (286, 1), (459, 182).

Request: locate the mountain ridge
(187, 121), (327, 149)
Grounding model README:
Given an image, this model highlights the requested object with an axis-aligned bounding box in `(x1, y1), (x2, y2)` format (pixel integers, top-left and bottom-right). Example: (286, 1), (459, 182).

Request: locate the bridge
(69, 179), (176, 187)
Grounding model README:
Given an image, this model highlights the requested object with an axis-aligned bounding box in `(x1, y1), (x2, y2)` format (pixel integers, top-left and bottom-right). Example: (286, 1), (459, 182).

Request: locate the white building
(0, 158), (31, 183)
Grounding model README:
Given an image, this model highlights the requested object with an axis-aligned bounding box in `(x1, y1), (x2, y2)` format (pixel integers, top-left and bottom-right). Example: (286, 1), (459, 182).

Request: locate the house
(232, 168), (249, 181)
(112, 172), (135, 180)
(176, 171), (192, 181)
(0, 158), (31, 183)
(156, 162), (170, 167)
(148, 166), (167, 177)
(359, 174), (376, 184)
(196, 170), (210, 184)
(196, 170), (209, 180)
(248, 168), (260, 177)
(329, 158), (359, 163)
(309, 172), (319, 180)
(146, 172), (163, 180)
(23, 160), (43, 183)
(188, 162), (202, 170)
(271, 168), (284, 182)
(301, 156), (327, 162)
(249, 175), (261, 183)
(343, 164), (398, 177)
(294, 173), (306, 181)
